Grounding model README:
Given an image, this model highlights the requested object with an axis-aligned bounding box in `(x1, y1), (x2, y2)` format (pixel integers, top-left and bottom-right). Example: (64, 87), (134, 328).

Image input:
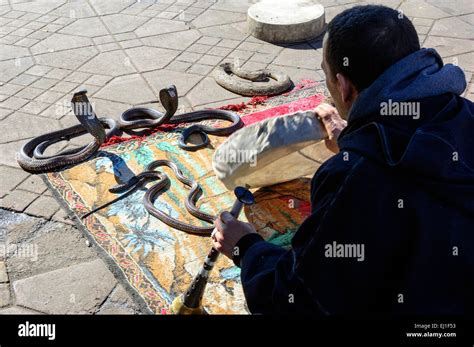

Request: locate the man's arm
(212, 151), (364, 314)
(211, 103), (346, 260)
(211, 104), (347, 313)
(213, 212), (327, 314)
(212, 157), (350, 314)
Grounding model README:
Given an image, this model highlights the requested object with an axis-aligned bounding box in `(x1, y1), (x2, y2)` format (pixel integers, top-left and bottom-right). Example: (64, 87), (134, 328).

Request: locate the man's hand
(315, 104), (347, 153)
(212, 211), (257, 259)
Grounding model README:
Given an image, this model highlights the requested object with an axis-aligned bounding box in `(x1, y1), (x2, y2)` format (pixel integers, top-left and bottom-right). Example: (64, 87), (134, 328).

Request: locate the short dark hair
(326, 5), (421, 92)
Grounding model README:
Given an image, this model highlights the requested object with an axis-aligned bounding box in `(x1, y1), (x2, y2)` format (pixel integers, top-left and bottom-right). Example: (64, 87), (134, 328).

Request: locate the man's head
(321, 5), (421, 119)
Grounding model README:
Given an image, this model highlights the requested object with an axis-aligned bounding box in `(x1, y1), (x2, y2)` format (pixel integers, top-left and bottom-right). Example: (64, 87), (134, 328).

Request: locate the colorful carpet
(44, 81), (330, 314)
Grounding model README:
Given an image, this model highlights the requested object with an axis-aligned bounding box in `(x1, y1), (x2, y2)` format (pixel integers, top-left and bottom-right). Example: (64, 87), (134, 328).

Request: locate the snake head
(71, 89), (106, 144)
(159, 85), (179, 117)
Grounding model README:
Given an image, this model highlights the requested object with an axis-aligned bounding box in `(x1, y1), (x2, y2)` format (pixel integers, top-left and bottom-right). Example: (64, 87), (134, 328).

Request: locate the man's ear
(336, 73), (357, 103)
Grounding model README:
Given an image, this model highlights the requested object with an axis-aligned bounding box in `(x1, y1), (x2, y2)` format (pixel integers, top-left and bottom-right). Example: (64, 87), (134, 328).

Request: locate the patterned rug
(43, 81), (331, 314)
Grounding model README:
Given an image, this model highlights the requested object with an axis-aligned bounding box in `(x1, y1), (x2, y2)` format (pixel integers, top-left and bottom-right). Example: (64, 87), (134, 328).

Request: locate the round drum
(212, 110), (331, 190)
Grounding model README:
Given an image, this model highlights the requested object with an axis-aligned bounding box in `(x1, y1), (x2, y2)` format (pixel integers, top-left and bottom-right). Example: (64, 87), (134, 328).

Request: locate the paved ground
(0, 0), (472, 314)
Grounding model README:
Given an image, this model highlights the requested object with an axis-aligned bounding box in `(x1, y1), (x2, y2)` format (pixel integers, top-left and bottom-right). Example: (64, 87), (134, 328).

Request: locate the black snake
(213, 62), (292, 96)
(16, 85), (243, 173)
(82, 159), (216, 235)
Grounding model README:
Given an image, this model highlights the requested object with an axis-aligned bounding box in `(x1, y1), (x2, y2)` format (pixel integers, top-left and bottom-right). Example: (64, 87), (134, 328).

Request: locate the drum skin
(212, 110), (330, 190)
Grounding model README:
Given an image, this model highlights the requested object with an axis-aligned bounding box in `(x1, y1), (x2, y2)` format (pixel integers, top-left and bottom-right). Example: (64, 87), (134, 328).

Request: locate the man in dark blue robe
(212, 5), (474, 315)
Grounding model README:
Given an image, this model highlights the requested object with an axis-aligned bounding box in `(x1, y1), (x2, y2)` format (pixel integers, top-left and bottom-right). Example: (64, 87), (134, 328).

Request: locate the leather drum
(212, 110), (332, 190)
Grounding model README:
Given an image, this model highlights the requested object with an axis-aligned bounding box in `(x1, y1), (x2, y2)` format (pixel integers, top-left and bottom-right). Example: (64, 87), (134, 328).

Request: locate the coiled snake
(83, 159), (216, 235)
(16, 85), (243, 173)
(213, 62), (293, 96)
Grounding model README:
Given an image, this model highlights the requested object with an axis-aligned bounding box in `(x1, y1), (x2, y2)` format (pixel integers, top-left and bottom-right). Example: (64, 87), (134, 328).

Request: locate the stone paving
(0, 0), (472, 314)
